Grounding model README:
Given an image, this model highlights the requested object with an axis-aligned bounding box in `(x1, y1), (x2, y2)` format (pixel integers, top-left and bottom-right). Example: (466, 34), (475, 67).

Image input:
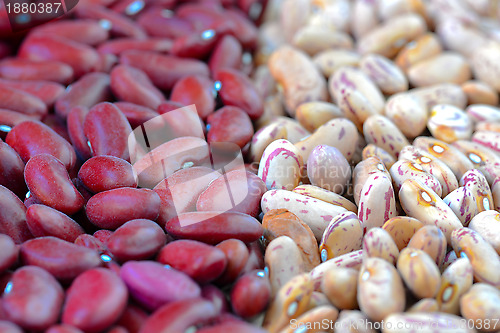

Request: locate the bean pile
(0, 0), (499, 332)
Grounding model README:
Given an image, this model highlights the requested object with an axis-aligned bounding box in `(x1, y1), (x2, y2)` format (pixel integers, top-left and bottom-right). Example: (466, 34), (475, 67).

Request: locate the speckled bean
(472, 130), (500, 154)
(466, 104), (500, 123)
(295, 101), (344, 132)
(249, 122), (287, 163)
(281, 305), (339, 333)
(352, 157), (391, 205)
(395, 33), (443, 72)
(427, 104), (473, 143)
(292, 185), (357, 213)
(472, 41), (500, 92)
(321, 268), (358, 310)
(460, 169), (494, 212)
(363, 115), (410, 159)
(408, 52), (471, 87)
(319, 212), (363, 262)
(385, 93), (428, 139)
(407, 298), (439, 313)
(408, 83), (467, 110)
(312, 49), (361, 78)
(382, 216), (424, 251)
(358, 173), (397, 232)
(390, 159), (443, 196)
(462, 81), (499, 105)
(292, 25), (353, 56)
(337, 88), (378, 131)
(310, 250), (364, 290)
(397, 247), (441, 298)
(436, 258), (473, 314)
(408, 225), (447, 267)
(443, 187), (480, 226)
(460, 283), (500, 332)
(360, 54), (408, 94)
(307, 145), (351, 194)
(362, 227), (399, 265)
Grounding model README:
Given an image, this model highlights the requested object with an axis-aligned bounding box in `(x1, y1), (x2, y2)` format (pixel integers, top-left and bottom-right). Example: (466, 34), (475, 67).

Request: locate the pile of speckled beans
(0, 0), (499, 332)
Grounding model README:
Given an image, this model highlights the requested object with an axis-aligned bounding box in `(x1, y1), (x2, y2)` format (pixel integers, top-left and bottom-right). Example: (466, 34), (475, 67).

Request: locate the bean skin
(26, 204), (85, 242)
(0, 141), (26, 199)
(170, 75), (215, 120)
(215, 239), (250, 285)
(78, 155), (137, 193)
(231, 270), (271, 318)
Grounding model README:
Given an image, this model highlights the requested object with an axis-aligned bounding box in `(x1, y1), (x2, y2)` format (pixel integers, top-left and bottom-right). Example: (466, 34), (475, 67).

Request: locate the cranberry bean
(30, 20), (109, 45)
(293, 184), (358, 213)
(397, 248), (441, 299)
(437, 258), (473, 314)
(460, 283), (500, 332)
(215, 238), (249, 285)
(0, 86), (47, 119)
(55, 72), (111, 120)
(462, 81), (499, 105)
(171, 75), (215, 120)
(20, 236), (102, 280)
(320, 212), (363, 262)
(0, 235), (17, 273)
(214, 68), (263, 120)
(24, 154), (84, 215)
(3, 266), (64, 330)
(158, 239), (227, 284)
(120, 50), (210, 90)
(98, 38), (173, 56)
(114, 102), (158, 128)
(78, 155), (137, 193)
(110, 65), (165, 110)
(310, 250), (364, 290)
(86, 188), (160, 229)
(166, 211), (263, 244)
(26, 204), (84, 242)
(231, 270), (271, 318)
(120, 261), (200, 311)
(209, 35), (242, 74)
(0, 58), (74, 84)
(62, 268), (128, 332)
(0, 141), (26, 198)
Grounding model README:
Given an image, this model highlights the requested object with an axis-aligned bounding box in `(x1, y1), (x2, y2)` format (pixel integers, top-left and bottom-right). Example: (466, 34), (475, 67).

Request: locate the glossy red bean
(30, 20), (109, 45)
(0, 141), (26, 198)
(0, 321), (23, 333)
(106, 219), (166, 261)
(206, 106), (253, 148)
(171, 30), (220, 59)
(240, 241), (265, 274)
(0, 58), (73, 83)
(3, 266), (64, 331)
(114, 102), (158, 128)
(0, 86), (47, 118)
(85, 188), (160, 229)
(19, 35), (101, 78)
(78, 155), (137, 193)
(201, 284), (229, 314)
(136, 10), (195, 39)
(42, 114), (71, 143)
(230, 270), (271, 318)
(214, 69), (263, 120)
(157, 240), (227, 283)
(198, 321), (268, 333)
(209, 35), (242, 74)
(138, 299), (218, 333)
(214, 238), (249, 284)
(26, 204), (84, 242)
(98, 38), (173, 56)
(74, 234), (106, 253)
(7, 120), (77, 171)
(0, 234), (18, 273)
(116, 304), (148, 333)
(20, 236), (103, 280)
(46, 325), (85, 333)
(24, 154), (84, 215)
(84, 102), (132, 161)
(0, 185), (32, 244)
(0, 78), (65, 107)
(225, 8), (258, 48)
(176, 4), (235, 35)
(170, 75), (215, 119)
(120, 261), (201, 311)
(67, 106), (92, 161)
(120, 50), (210, 90)
(55, 72), (111, 120)
(0, 109), (34, 140)
(111, 65), (165, 110)
(62, 268), (128, 332)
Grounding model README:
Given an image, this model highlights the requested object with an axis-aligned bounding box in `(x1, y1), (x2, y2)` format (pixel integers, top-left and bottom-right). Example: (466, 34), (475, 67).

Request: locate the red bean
(0, 78), (65, 108)
(214, 69), (263, 120)
(198, 322), (268, 333)
(120, 261), (201, 311)
(0, 320), (23, 333)
(225, 8), (258, 49)
(0, 185), (32, 244)
(230, 270), (271, 318)
(0, 109), (34, 140)
(85, 188), (160, 229)
(176, 4), (235, 35)
(74, 234), (106, 253)
(157, 240), (227, 283)
(114, 102), (158, 128)
(116, 304), (148, 333)
(207, 106), (253, 148)
(67, 106), (92, 161)
(106, 219), (166, 261)
(93, 229), (114, 244)
(136, 9), (195, 39)
(84, 102), (132, 161)
(24, 154), (84, 215)
(0, 234), (18, 274)
(0, 58), (74, 84)
(201, 284), (229, 314)
(138, 299), (218, 333)
(78, 155), (137, 193)
(240, 241), (265, 274)
(46, 325), (85, 333)
(0, 141), (26, 198)
(62, 268), (128, 332)
(166, 211), (263, 244)
(0, 86), (47, 119)
(215, 239), (249, 284)
(3, 266), (64, 331)
(55, 72), (111, 120)
(170, 75), (215, 119)
(120, 50), (210, 90)
(30, 20), (110, 45)
(171, 30), (220, 59)
(97, 38), (173, 56)
(209, 35), (242, 74)
(19, 35), (101, 78)
(7, 120), (77, 171)
(26, 204), (85, 242)
(20, 236), (103, 280)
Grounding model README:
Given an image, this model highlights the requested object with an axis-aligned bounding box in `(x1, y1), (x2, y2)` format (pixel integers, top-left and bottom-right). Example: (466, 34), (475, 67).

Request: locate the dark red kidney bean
(107, 326), (128, 333)
(225, 8), (258, 49)
(93, 230), (114, 244)
(0, 58), (74, 84)
(3, 266), (64, 331)
(198, 321), (268, 333)
(24, 154), (84, 215)
(0, 141), (26, 198)
(7, 120), (77, 171)
(46, 324), (85, 333)
(230, 270), (270, 318)
(84, 102), (132, 161)
(197, 170), (266, 217)
(19, 35), (101, 78)
(24, 195), (42, 209)
(207, 106), (253, 148)
(157, 240), (227, 284)
(171, 30), (220, 59)
(154, 166), (220, 227)
(30, 20), (109, 45)
(166, 211), (263, 244)
(106, 219), (166, 261)
(0, 78), (65, 107)
(72, 178), (94, 204)
(136, 9), (195, 39)
(26, 204), (85, 242)
(170, 75), (215, 120)
(86, 188), (160, 229)
(43, 114), (72, 143)
(0, 320), (24, 333)
(120, 50), (210, 90)
(62, 268), (128, 332)
(120, 261), (201, 311)
(78, 155), (137, 193)
(0, 109), (34, 140)
(0, 86), (47, 118)
(116, 304), (148, 333)
(75, 4), (147, 39)
(157, 100), (185, 113)
(0, 185), (32, 244)
(201, 285), (229, 314)
(0, 234), (18, 274)
(114, 102), (158, 128)
(74, 234), (106, 253)
(67, 106), (92, 161)
(110, 65), (165, 109)
(214, 69), (263, 120)
(209, 35), (242, 74)
(55, 72), (111, 120)
(97, 38), (173, 56)
(138, 299), (217, 333)
(241, 241), (265, 274)
(20, 236), (103, 280)
(176, 4), (235, 35)
(215, 239), (249, 285)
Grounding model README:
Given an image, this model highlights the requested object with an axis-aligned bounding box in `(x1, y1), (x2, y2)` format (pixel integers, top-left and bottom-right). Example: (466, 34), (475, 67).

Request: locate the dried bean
(408, 225), (447, 267)
(460, 283), (500, 332)
(319, 212), (363, 262)
(206, 106), (253, 148)
(26, 204), (84, 242)
(362, 227), (399, 265)
(231, 270), (271, 318)
(358, 173), (397, 231)
(436, 258), (473, 314)
(307, 145), (351, 194)
(397, 247), (441, 298)
(78, 155), (137, 193)
(321, 268), (358, 310)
